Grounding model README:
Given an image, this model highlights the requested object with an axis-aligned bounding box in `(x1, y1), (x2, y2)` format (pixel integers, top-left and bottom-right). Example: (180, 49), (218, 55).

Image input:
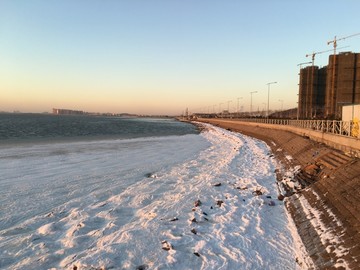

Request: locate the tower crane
(306, 46), (349, 66)
(327, 33), (360, 56)
(297, 61), (312, 69)
(327, 33), (360, 118)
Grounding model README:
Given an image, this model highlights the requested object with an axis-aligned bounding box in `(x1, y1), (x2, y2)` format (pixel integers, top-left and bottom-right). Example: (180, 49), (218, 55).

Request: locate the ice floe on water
(0, 123), (309, 269)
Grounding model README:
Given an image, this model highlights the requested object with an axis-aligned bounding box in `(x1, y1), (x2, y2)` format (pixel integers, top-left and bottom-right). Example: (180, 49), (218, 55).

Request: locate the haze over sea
(0, 115), (308, 269)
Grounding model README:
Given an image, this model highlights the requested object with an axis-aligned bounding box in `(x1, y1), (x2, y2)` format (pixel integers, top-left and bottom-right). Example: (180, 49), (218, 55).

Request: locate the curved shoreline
(196, 118), (360, 269)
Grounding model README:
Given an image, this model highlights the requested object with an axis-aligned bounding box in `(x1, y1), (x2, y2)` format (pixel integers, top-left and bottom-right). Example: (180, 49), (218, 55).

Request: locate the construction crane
(327, 33), (360, 118)
(327, 33), (360, 56)
(306, 46), (349, 66)
(297, 61), (312, 69)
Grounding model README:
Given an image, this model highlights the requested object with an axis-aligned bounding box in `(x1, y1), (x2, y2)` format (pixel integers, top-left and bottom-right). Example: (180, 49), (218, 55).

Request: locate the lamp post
(250, 91), (257, 117)
(237, 97), (243, 118)
(266, 81), (277, 118)
(262, 102), (267, 117)
(279, 99), (284, 118)
(278, 99), (283, 111)
(227, 100), (231, 112)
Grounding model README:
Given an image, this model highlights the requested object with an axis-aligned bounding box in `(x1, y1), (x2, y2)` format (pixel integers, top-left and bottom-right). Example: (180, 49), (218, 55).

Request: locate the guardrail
(229, 118), (359, 139)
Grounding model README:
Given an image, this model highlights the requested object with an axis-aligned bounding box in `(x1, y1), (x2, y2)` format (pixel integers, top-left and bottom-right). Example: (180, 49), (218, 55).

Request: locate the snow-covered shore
(0, 123), (311, 269)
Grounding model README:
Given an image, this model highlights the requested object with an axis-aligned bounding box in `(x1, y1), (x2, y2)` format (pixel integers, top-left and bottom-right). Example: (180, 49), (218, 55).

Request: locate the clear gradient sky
(1, 1), (360, 115)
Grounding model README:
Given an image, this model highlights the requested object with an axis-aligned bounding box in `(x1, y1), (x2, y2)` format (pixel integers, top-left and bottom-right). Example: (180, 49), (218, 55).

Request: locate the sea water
(0, 114), (305, 269)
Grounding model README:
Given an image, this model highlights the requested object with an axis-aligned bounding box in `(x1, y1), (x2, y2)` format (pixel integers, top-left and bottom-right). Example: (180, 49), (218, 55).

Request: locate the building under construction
(298, 52), (360, 120)
(298, 66), (326, 119)
(325, 52), (360, 119)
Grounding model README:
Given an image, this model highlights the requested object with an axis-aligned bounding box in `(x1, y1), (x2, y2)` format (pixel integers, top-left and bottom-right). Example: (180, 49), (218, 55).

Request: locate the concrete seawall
(197, 118), (360, 269)
(212, 119), (360, 157)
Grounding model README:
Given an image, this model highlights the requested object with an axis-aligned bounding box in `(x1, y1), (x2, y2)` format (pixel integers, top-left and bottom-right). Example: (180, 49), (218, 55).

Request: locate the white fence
(235, 119), (359, 139)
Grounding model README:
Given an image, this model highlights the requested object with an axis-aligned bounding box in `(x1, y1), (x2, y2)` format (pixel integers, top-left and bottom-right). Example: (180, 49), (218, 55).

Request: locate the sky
(1, 0), (360, 115)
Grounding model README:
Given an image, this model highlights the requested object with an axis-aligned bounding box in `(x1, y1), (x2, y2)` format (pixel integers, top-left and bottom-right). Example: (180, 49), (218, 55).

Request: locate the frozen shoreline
(196, 118), (360, 269)
(0, 123), (310, 269)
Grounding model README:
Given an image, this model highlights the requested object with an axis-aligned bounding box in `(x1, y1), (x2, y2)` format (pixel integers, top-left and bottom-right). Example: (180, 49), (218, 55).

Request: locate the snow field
(0, 124), (304, 269)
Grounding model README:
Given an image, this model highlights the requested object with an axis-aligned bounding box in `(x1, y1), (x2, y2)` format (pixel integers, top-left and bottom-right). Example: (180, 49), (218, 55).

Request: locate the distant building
(298, 66), (327, 119)
(325, 52), (360, 119)
(52, 108), (84, 115)
(298, 52), (360, 120)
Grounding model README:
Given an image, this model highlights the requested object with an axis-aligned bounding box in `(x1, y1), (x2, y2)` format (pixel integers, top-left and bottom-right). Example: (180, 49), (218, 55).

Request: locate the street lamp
(278, 99), (284, 111)
(266, 81), (277, 118)
(250, 91), (257, 117)
(226, 100), (231, 118)
(262, 103), (267, 117)
(237, 97), (243, 117)
(227, 100), (232, 112)
(279, 99), (284, 118)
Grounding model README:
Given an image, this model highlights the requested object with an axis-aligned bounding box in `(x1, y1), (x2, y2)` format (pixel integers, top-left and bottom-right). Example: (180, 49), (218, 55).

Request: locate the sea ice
(0, 124), (309, 269)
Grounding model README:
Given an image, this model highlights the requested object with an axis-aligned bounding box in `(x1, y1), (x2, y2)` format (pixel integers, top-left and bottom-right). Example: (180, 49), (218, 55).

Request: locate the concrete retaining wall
(218, 120), (360, 157)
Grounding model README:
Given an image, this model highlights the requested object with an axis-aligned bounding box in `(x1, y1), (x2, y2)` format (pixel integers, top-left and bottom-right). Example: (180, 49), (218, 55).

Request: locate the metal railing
(232, 118), (359, 139)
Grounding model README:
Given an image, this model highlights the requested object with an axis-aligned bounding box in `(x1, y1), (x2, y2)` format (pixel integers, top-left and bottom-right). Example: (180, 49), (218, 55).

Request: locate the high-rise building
(298, 66), (327, 119)
(325, 52), (360, 119)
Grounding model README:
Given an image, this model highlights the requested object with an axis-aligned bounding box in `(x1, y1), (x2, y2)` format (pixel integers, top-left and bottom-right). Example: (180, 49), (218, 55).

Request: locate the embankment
(197, 118), (360, 270)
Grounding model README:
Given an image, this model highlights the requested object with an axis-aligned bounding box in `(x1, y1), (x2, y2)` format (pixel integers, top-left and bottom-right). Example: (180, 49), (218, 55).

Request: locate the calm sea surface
(0, 114), (198, 144)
